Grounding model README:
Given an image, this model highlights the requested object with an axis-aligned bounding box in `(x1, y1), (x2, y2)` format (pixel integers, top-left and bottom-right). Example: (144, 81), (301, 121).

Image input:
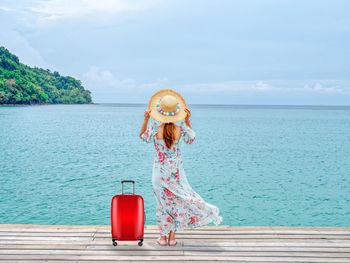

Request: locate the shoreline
(0, 102), (95, 106)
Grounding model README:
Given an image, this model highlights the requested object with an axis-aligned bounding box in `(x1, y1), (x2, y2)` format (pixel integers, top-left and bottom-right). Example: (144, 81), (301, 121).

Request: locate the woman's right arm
(181, 108), (195, 144)
(139, 109), (151, 139)
(185, 108), (192, 129)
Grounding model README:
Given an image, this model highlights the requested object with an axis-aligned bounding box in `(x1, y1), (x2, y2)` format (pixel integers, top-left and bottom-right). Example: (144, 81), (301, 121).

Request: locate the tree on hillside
(0, 46), (92, 105)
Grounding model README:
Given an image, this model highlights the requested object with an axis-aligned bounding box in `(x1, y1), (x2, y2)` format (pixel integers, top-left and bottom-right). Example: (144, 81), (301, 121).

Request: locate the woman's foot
(168, 230), (177, 246)
(156, 236), (167, 246)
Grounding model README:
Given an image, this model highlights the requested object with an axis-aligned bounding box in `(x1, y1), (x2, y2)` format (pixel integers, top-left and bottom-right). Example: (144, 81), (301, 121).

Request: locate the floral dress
(141, 120), (223, 236)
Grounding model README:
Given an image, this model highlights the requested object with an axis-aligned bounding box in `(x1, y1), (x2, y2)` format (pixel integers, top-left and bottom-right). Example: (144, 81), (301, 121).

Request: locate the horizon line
(93, 102), (350, 107)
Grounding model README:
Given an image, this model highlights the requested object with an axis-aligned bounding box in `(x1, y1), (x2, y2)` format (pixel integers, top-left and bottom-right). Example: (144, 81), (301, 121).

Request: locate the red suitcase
(111, 180), (145, 246)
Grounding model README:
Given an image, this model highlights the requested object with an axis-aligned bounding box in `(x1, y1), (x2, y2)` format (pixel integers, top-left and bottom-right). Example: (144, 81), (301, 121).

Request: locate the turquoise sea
(0, 104), (350, 227)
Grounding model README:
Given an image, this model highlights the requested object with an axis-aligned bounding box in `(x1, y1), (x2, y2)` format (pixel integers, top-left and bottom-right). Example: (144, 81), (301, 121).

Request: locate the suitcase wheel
(112, 239), (118, 246)
(138, 238), (143, 246)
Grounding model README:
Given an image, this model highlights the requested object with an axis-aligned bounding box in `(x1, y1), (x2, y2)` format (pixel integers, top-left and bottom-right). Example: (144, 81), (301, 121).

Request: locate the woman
(139, 89), (223, 246)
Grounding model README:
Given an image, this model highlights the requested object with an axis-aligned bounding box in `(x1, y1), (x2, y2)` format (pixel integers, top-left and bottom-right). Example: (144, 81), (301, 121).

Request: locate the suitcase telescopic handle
(121, 180), (135, 195)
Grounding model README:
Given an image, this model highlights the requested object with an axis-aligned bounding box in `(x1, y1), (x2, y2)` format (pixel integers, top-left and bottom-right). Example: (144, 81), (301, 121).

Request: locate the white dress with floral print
(141, 120), (223, 236)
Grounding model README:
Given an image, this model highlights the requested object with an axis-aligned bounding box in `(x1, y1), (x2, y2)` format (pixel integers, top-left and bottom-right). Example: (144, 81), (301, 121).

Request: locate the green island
(0, 46), (92, 105)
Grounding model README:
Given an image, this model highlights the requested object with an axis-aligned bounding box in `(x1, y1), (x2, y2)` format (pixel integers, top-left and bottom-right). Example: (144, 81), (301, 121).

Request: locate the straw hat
(148, 89), (188, 123)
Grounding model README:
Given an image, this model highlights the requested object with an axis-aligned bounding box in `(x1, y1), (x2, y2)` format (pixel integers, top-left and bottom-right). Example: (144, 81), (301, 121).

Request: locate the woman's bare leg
(157, 235), (167, 246)
(168, 231), (177, 246)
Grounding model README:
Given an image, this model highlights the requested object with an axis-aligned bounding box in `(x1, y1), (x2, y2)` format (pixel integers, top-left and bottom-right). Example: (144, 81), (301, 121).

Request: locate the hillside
(0, 47), (92, 104)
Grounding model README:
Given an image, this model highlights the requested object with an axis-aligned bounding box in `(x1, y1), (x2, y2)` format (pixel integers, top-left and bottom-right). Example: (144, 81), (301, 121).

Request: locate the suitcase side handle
(121, 180), (135, 195)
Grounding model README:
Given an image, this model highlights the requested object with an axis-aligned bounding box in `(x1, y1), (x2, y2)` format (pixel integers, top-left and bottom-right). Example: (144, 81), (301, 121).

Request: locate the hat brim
(148, 89), (188, 123)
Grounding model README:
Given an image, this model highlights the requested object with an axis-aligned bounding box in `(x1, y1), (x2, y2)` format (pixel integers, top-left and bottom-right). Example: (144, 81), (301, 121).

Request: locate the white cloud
(83, 66), (136, 91)
(82, 66), (171, 102)
(173, 80), (350, 95)
(139, 78), (168, 90)
(82, 66), (350, 103)
(0, 29), (49, 69)
(0, 6), (14, 12)
(85, 66), (117, 84)
(296, 82), (349, 94)
(23, 0), (165, 25)
(0, 0), (169, 27)
(254, 81), (279, 91)
(83, 66), (168, 95)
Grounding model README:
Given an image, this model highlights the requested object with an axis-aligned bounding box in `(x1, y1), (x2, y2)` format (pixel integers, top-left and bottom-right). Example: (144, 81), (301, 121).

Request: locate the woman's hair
(164, 122), (175, 149)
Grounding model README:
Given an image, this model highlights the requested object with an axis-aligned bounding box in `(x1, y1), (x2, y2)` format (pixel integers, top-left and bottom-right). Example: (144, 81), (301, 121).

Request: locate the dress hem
(158, 214), (223, 236)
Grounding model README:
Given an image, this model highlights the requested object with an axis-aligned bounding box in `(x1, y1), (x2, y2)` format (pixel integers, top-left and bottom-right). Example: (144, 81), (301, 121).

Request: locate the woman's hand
(185, 108), (191, 126)
(144, 109), (151, 120)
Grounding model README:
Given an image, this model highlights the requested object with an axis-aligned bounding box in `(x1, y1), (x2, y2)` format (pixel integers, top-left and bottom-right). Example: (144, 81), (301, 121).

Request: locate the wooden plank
(2, 228), (350, 235)
(94, 233), (350, 239)
(1, 224), (350, 231)
(1, 254), (350, 262)
(76, 262), (335, 263)
(0, 261), (343, 263)
(72, 262), (201, 263)
(0, 229), (97, 233)
(2, 232), (350, 241)
(0, 236), (93, 241)
(0, 244), (86, 250)
(0, 261), (347, 263)
(64, 255), (350, 262)
(2, 230), (350, 236)
(120, 262), (277, 263)
(7, 233), (350, 242)
(6, 227), (350, 235)
(0, 240), (91, 246)
(0, 255), (81, 260)
(183, 251), (350, 257)
(0, 249), (183, 255)
(3, 239), (349, 246)
(183, 241), (350, 247)
(85, 245), (350, 252)
(89, 239), (350, 245)
(3, 243), (350, 252)
(0, 224), (101, 230)
(96, 230), (350, 235)
(2, 247), (350, 255)
(0, 232), (94, 237)
(1, 249), (350, 258)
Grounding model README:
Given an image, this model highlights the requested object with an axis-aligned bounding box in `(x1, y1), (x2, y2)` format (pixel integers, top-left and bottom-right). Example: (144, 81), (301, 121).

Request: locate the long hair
(164, 122), (175, 149)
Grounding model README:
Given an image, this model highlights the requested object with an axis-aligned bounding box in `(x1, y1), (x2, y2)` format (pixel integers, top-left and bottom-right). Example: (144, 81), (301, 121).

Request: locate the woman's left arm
(139, 109), (151, 139)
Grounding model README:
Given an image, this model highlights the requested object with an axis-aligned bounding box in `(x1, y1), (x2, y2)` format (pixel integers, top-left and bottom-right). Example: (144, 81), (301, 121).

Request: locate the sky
(1, 0), (349, 105)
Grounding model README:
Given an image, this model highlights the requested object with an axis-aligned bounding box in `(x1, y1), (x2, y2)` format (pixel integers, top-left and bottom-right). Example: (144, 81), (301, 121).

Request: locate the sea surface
(1, 104), (350, 227)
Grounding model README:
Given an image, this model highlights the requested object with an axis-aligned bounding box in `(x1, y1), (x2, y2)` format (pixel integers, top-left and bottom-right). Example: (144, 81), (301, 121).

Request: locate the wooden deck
(0, 224), (350, 262)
